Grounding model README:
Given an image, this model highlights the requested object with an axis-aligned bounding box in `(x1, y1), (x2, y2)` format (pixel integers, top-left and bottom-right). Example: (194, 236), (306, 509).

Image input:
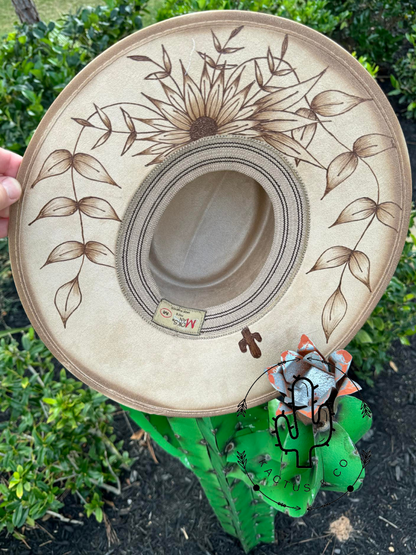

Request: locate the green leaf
(16, 483), (23, 499)
(42, 398), (57, 405)
(94, 507), (103, 523)
(355, 329), (372, 343)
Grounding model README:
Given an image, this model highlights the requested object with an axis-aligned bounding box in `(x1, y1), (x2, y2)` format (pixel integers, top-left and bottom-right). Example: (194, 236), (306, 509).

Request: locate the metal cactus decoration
(124, 335), (372, 553)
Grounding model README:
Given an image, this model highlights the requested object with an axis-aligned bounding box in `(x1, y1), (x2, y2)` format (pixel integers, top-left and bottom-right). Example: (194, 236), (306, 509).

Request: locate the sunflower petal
(224, 67), (245, 102)
(181, 61), (205, 121)
(217, 82), (254, 126)
(146, 130), (190, 145)
(218, 120), (258, 134)
(136, 143), (173, 156)
(142, 94), (192, 130)
(200, 62), (211, 103)
(206, 69), (225, 119)
(135, 118), (176, 132)
(255, 110), (319, 133)
(160, 82), (186, 113)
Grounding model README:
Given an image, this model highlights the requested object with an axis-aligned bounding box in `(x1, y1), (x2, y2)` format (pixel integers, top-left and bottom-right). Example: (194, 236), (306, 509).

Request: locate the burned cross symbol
(239, 327), (262, 359)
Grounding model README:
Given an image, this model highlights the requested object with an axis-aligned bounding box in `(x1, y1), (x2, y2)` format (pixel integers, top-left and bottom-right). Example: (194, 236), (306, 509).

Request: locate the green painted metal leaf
(335, 395), (372, 443)
(317, 422), (364, 492)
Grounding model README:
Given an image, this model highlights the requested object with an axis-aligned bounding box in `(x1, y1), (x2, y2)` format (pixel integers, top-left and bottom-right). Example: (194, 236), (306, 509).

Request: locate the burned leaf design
(311, 90), (369, 117)
(229, 25), (244, 40)
(254, 60), (264, 88)
(211, 30), (222, 53)
(31, 149), (72, 188)
(281, 34), (289, 59)
(330, 197), (377, 227)
(291, 108), (317, 166)
(94, 104), (112, 131)
(92, 104), (113, 149)
(42, 241), (84, 267)
(78, 197), (120, 221)
(92, 130), (112, 150)
(256, 110), (319, 133)
(309, 246), (352, 272)
(197, 52), (219, 70)
(322, 287), (347, 342)
(376, 201), (402, 231)
(72, 118), (95, 128)
(121, 108), (137, 156)
(162, 45), (172, 74)
(324, 151), (359, 197)
(267, 47), (275, 74)
(353, 134), (395, 158)
(254, 70), (326, 111)
(72, 153), (119, 187)
(263, 132), (324, 168)
(127, 54), (153, 62)
(348, 251), (371, 291)
(54, 276), (82, 328)
(84, 241), (115, 268)
(29, 197), (77, 225)
(145, 71), (170, 81)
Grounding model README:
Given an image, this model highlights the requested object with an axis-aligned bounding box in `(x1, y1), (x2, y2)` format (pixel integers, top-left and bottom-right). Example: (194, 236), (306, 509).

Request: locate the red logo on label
(160, 308), (172, 318)
(186, 319), (197, 329)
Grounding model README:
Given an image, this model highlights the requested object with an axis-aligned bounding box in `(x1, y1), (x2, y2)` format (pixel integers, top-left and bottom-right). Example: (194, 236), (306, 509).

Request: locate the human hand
(0, 148), (22, 238)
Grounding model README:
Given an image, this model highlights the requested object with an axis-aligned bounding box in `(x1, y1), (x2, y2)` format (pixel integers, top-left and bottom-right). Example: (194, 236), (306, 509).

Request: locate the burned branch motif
(308, 132), (399, 341)
(29, 142), (120, 328)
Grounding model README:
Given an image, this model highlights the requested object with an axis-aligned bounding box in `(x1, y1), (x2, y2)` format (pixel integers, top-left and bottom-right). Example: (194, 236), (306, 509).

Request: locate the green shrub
(390, 26), (416, 119)
(331, 0), (415, 68)
(347, 208), (416, 385)
(0, 328), (131, 540)
(156, 0), (349, 36)
(0, 0), (147, 155)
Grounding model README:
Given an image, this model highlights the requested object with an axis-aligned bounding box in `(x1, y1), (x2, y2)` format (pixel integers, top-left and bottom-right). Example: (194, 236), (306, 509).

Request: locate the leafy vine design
(29, 127), (122, 327)
(30, 25), (401, 335)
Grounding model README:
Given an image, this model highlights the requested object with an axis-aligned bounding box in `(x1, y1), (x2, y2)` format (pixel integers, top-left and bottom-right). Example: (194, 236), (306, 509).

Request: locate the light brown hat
(9, 11), (411, 416)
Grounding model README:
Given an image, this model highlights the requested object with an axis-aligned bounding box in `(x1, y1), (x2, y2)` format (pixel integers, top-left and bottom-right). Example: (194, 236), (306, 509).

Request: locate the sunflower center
(189, 116), (218, 141)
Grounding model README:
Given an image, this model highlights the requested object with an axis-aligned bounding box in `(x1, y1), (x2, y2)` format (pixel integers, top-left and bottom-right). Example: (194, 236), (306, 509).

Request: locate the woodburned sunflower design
(29, 25), (401, 342)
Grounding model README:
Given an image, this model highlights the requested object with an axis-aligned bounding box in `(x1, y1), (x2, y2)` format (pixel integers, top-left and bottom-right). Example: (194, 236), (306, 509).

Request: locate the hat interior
(149, 170), (275, 309)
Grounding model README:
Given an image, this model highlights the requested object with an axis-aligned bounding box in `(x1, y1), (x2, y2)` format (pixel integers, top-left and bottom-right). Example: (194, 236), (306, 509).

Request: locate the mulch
(1, 83), (415, 555)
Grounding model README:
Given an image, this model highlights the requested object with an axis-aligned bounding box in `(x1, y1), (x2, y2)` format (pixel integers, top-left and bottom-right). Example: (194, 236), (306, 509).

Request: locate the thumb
(0, 176), (22, 211)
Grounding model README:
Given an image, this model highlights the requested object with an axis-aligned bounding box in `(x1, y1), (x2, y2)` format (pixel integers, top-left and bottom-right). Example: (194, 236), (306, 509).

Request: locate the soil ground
(0, 84), (415, 555)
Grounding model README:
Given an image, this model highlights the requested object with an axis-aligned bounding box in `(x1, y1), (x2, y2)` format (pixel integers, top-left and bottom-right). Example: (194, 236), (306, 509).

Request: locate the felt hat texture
(9, 11), (411, 416)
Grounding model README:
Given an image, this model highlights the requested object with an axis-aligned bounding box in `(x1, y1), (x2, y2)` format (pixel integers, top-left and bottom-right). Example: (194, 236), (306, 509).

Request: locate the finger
(0, 176), (22, 211)
(0, 148), (22, 178)
(0, 218), (9, 238)
(0, 206), (9, 218)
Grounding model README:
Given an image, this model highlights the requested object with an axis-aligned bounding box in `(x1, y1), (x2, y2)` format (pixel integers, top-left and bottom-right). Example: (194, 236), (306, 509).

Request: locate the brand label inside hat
(153, 299), (206, 336)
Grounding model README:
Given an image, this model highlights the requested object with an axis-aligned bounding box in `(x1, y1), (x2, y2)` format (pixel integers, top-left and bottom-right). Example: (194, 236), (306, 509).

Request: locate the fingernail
(2, 177), (21, 201)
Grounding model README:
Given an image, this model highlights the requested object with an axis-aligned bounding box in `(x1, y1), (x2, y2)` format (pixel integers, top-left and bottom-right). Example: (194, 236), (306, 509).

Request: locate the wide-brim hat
(10, 11), (411, 416)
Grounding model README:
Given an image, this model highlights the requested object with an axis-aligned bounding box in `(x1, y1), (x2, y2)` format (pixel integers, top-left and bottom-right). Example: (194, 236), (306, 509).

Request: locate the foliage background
(0, 0), (415, 540)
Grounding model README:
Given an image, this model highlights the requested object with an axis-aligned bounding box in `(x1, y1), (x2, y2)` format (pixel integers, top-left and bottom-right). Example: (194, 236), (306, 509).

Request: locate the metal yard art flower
(267, 334), (360, 422)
